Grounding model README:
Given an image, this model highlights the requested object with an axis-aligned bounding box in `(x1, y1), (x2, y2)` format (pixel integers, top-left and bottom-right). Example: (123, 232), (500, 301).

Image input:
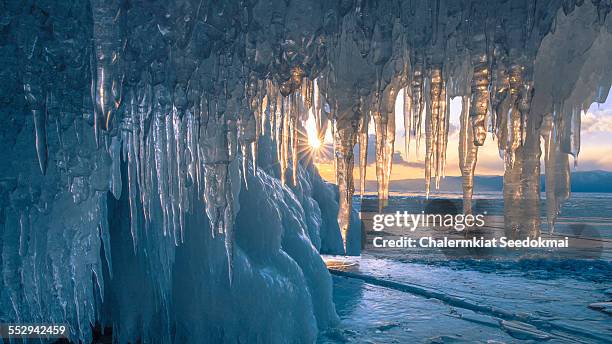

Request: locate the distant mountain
(566, 170), (612, 192)
(362, 170), (612, 193)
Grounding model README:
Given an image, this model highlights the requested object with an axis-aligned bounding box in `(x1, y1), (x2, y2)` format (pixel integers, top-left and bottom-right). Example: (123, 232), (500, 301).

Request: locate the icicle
(542, 114), (557, 231)
(358, 111), (369, 198)
(109, 136), (122, 200)
(442, 86), (451, 179)
(261, 93), (268, 137)
(239, 81), (257, 188)
(91, 0), (123, 132)
(185, 109), (196, 211)
(470, 55), (490, 146)
(23, 60), (48, 175)
(33, 107), (48, 175)
(459, 96), (478, 214)
(126, 132), (139, 250)
(517, 75), (534, 146)
(281, 96), (290, 185)
(435, 80), (448, 188)
(291, 95), (299, 186)
(166, 102), (179, 241)
(542, 112), (571, 233)
(240, 139), (249, 189)
(275, 92), (283, 162)
(570, 107), (581, 165)
(411, 59), (425, 152)
(314, 79), (323, 142)
(492, 58), (511, 157)
(335, 119), (358, 254)
(425, 65), (444, 196)
(201, 108), (233, 240)
(332, 117), (337, 184)
(594, 82), (610, 103)
(503, 129), (524, 239)
(403, 86), (412, 156)
(506, 64), (526, 167)
(520, 108), (542, 238)
(136, 75), (152, 220)
(223, 187), (235, 286)
(372, 109), (387, 200)
(490, 46), (510, 137)
(383, 107), (395, 200)
(269, 81), (277, 141)
(90, 73), (99, 146)
(253, 82), (261, 174)
(174, 86), (188, 243)
(154, 86), (171, 235)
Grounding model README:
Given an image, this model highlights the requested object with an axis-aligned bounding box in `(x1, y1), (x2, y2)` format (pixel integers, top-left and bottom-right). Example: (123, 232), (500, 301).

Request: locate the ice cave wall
(0, 0), (352, 342)
(1, 0), (612, 343)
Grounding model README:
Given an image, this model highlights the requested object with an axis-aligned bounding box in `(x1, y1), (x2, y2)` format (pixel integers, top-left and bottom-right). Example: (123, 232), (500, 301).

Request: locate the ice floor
(318, 193), (611, 343)
(319, 254), (611, 343)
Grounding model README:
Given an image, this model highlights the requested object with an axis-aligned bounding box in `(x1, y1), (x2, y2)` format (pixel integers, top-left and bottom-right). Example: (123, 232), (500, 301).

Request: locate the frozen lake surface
(318, 193), (612, 343)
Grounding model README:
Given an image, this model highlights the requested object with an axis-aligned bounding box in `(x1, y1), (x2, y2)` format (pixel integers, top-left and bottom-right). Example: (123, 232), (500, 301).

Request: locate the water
(355, 192), (612, 238)
(319, 193), (612, 343)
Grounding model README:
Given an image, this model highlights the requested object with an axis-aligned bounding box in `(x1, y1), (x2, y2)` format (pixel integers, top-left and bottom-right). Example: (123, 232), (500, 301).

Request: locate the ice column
(335, 117), (358, 254)
(459, 96), (478, 214)
(424, 65), (447, 196)
(470, 54), (490, 146)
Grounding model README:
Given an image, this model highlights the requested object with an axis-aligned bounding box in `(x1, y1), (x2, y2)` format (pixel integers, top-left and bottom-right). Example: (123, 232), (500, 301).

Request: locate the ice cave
(0, 0), (611, 343)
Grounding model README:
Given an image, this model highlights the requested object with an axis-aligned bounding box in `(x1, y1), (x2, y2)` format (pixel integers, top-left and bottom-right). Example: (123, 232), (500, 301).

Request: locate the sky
(309, 87), (612, 183)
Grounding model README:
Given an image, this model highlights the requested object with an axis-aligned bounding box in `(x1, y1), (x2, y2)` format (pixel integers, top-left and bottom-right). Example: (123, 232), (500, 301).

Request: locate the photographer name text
(372, 236), (570, 248)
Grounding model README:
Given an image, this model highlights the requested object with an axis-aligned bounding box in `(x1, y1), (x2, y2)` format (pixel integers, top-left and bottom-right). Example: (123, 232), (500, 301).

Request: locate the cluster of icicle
(91, 59), (332, 279)
(385, 54), (582, 237)
(327, 2), (612, 244)
(20, 0), (612, 263)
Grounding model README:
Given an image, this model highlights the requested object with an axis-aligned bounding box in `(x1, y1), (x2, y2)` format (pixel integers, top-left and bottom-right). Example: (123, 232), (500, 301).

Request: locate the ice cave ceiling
(1, 1), (612, 340)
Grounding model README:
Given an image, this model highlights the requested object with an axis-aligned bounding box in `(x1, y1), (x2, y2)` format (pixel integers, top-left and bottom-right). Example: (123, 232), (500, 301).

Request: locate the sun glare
(305, 111), (322, 150)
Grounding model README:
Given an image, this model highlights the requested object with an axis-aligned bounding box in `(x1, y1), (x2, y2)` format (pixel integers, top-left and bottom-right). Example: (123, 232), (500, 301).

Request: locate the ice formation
(1, 0), (612, 342)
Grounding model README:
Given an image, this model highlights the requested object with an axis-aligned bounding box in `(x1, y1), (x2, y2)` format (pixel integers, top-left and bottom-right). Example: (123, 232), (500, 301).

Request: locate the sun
(305, 111), (322, 150)
(309, 135), (322, 149)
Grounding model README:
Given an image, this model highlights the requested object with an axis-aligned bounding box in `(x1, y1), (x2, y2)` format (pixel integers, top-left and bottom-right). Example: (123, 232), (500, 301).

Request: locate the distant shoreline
(352, 170), (612, 193)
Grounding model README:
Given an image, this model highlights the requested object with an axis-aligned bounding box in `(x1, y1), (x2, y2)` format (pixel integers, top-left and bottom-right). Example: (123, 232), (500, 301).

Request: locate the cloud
(582, 107), (612, 133)
(352, 134), (424, 168)
(314, 134), (424, 169)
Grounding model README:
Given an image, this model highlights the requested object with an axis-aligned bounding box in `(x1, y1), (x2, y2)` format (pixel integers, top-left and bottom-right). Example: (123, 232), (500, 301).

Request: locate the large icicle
(403, 86), (412, 155)
(424, 65), (446, 196)
(91, 0), (124, 133)
(358, 109), (369, 197)
(335, 118), (358, 254)
(33, 98), (48, 175)
(280, 95), (290, 185)
(459, 96), (478, 214)
(383, 106), (396, 200)
(291, 94), (299, 186)
(23, 57), (47, 174)
(410, 58), (425, 153)
(470, 54), (490, 146)
(542, 112), (571, 232)
(372, 105), (388, 200)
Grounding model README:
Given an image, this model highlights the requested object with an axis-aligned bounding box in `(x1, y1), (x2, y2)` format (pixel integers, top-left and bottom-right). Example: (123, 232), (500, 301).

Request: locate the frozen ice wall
(0, 0), (349, 342)
(1, 0), (612, 342)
